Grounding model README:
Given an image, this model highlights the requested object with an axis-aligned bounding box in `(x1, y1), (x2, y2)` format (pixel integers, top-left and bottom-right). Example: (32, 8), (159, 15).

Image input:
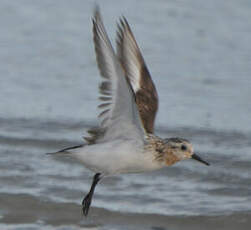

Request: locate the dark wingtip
(93, 4), (100, 16)
(46, 145), (84, 155)
(93, 4), (103, 23)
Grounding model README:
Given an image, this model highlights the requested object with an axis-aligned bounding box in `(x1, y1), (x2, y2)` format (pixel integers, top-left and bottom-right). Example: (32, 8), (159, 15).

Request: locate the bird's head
(162, 138), (210, 166)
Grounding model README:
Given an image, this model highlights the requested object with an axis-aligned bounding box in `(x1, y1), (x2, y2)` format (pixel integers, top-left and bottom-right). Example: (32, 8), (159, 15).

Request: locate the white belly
(71, 139), (162, 175)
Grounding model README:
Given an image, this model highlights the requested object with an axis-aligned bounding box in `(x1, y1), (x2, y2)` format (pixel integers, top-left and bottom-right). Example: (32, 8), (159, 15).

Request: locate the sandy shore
(1, 193), (250, 230)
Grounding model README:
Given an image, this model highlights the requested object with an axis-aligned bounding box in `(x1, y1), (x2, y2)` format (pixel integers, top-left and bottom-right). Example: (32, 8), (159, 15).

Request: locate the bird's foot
(82, 173), (102, 216)
(82, 192), (92, 216)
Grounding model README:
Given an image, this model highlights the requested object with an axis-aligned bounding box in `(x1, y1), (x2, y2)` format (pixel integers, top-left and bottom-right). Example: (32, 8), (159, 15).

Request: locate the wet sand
(1, 193), (251, 230)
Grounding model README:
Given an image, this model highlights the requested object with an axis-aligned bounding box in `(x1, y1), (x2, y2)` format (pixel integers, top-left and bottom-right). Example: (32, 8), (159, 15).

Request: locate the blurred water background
(0, 0), (251, 229)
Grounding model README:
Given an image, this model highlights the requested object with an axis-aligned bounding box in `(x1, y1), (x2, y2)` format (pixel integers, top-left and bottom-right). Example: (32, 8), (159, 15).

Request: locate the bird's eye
(181, 145), (187, 151)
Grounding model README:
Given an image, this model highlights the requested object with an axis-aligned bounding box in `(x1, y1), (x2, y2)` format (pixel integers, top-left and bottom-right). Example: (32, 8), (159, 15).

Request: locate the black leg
(82, 173), (101, 216)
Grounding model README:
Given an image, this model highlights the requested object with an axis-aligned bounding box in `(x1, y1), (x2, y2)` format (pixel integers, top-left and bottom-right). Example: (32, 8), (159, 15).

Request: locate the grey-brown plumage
(116, 17), (158, 134)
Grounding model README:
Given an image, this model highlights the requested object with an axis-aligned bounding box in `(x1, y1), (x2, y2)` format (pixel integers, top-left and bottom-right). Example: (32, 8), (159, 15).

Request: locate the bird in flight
(51, 7), (209, 216)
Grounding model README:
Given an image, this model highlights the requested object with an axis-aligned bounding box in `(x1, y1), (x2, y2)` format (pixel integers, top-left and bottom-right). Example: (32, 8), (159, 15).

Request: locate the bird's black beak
(192, 153), (210, 166)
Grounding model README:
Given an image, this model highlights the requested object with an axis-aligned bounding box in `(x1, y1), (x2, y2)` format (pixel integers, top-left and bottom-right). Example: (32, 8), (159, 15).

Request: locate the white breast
(71, 139), (162, 175)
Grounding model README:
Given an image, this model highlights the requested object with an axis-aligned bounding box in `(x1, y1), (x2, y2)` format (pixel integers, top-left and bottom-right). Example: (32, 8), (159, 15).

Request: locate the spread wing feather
(87, 7), (145, 144)
(116, 17), (158, 134)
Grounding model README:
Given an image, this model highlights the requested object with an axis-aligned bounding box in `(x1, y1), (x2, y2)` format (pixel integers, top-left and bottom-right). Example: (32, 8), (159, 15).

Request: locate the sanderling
(51, 7), (210, 216)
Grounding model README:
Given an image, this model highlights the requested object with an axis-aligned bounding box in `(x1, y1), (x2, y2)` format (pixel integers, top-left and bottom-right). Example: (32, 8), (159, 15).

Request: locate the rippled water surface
(1, 0), (251, 229)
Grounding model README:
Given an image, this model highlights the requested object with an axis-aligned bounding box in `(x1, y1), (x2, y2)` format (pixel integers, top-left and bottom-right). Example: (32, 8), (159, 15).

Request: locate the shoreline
(1, 193), (250, 230)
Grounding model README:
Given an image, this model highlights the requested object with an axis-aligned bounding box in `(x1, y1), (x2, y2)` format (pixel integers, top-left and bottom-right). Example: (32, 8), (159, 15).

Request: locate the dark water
(1, 0), (251, 229)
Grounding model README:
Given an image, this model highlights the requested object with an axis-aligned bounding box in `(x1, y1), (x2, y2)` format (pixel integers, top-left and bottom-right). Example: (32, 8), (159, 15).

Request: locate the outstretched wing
(89, 7), (145, 143)
(116, 17), (158, 134)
